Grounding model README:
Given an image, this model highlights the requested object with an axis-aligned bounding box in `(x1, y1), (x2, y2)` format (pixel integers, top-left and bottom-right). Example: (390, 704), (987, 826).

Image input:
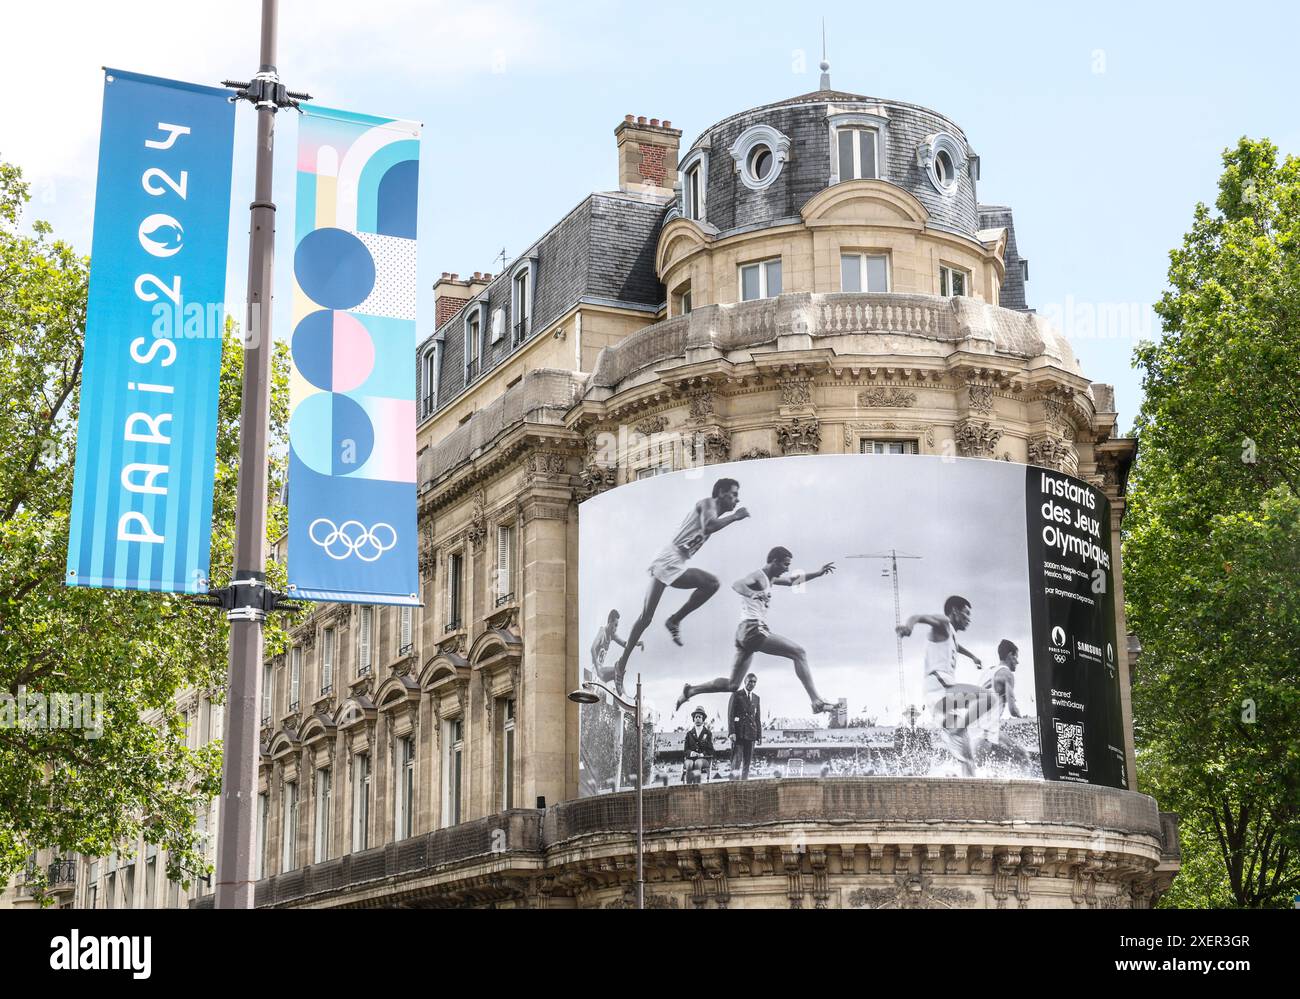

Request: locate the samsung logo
(1078, 641), (1102, 657)
(49, 931), (151, 979)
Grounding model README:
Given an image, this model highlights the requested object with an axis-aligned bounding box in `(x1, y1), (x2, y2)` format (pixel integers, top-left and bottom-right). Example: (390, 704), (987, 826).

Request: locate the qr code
(1055, 720), (1087, 770)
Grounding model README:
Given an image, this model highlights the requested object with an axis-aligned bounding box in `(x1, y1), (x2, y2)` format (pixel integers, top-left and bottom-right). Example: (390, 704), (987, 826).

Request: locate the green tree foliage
(0, 160), (288, 899)
(1127, 138), (1300, 908)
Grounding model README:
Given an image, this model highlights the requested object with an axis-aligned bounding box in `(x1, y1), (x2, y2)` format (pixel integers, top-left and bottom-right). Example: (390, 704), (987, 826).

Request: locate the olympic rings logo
(308, 519), (398, 562)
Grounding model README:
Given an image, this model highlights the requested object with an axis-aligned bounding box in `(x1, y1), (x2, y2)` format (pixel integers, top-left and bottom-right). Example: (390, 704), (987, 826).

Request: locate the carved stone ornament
(857, 386), (917, 409)
(1027, 433), (1077, 473)
(688, 388), (715, 422)
(777, 418), (821, 455)
(842, 422), (936, 450)
(848, 874), (975, 910)
(576, 463), (617, 501)
(967, 382), (995, 413)
(634, 415), (669, 437)
(953, 418), (1003, 458)
(525, 450), (569, 485)
(780, 377), (813, 408)
(692, 427), (732, 464)
(737, 447), (772, 461)
(466, 489), (488, 552)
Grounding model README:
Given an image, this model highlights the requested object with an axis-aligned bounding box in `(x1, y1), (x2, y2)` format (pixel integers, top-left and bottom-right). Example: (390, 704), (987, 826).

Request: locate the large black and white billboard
(577, 454), (1127, 794)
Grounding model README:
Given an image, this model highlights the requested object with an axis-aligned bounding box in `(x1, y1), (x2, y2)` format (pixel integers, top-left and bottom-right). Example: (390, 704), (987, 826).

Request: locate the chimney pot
(624, 114), (634, 123)
(637, 115), (647, 125)
(650, 118), (659, 126)
(663, 120), (672, 128)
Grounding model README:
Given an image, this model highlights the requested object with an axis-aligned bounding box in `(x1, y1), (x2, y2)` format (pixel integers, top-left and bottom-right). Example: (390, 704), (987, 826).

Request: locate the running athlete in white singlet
(897, 596), (993, 777)
(676, 547), (838, 715)
(612, 478), (751, 696)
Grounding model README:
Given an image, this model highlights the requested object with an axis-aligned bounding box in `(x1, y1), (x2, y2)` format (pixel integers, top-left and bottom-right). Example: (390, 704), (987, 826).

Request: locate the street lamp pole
(570, 674), (645, 910)
(634, 672), (644, 911)
(211, 0), (310, 909)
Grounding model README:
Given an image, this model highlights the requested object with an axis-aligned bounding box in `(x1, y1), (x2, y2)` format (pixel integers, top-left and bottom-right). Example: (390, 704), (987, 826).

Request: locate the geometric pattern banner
(287, 106), (420, 605)
(67, 69), (236, 593)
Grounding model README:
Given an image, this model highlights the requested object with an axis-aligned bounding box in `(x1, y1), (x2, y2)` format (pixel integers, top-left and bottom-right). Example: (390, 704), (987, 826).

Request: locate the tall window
(88, 861), (99, 909)
(256, 793), (268, 880)
(281, 781), (298, 873)
(357, 607), (372, 676)
(122, 859), (135, 909)
(352, 754), (370, 852)
(447, 552), (463, 629)
(861, 439), (918, 454)
(939, 265), (969, 297)
(499, 698), (516, 810)
(144, 848), (157, 908)
(841, 253), (890, 293)
(399, 607), (413, 654)
(684, 161), (705, 221)
(465, 310), (482, 382)
(395, 736), (416, 840)
(261, 664), (272, 724)
(739, 258), (781, 302)
(837, 127), (878, 181)
(443, 718), (464, 827)
(673, 281), (692, 317)
(314, 768), (332, 864)
(321, 628), (335, 694)
(496, 524), (514, 604)
(420, 348), (437, 417)
(289, 646), (301, 712)
(512, 268), (530, 343)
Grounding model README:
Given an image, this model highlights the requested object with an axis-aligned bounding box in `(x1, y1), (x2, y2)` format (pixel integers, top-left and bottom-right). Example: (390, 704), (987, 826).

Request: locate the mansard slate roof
(419, 191), (668, 417)
(419, 88), (1035, 419)
(683, 88), (981, 237)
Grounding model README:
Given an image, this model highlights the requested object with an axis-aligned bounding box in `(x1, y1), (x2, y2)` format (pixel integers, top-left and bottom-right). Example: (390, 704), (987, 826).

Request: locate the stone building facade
(8, 79), (1179, 910)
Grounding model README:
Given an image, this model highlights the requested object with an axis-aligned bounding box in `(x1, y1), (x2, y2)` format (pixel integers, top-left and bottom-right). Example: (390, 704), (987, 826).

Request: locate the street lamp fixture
(568, 674), (645, 910)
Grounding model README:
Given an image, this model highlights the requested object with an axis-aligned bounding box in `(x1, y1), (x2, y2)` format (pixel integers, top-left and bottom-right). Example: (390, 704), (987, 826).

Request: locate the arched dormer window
(827, 109), (890, 184)
(679, 146), (708, 222)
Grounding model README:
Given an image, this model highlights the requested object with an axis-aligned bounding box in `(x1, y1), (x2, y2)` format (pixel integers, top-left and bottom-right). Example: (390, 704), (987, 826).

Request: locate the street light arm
(582, 680), (637, 712)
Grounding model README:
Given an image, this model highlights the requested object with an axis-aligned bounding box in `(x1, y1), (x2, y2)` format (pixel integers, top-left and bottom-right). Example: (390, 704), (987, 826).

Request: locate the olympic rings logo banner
(308, 519), (398, 562)
(576, 454), (1128, 796)
(67, 70), (235, 593)
(286, 106), (420, 606)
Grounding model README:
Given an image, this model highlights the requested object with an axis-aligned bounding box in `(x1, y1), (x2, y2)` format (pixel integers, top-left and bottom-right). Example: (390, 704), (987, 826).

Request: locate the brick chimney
(434, 272), (493, 327)
(615, 115), (682, 196)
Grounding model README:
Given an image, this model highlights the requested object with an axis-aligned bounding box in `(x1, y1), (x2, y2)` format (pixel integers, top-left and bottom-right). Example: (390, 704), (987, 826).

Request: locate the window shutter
(400, 606), (412, 650)
(322, 629), (334, 691)
(491, 307), (505, 343)
(359, 607), (372, 670)
(290, 647), (301, 705)
(497, 525), (512, 597)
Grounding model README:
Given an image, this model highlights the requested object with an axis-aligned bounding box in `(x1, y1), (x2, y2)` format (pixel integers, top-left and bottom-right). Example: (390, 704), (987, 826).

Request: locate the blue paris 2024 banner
(67, 70), (235, 593)
(287, 107), (420, 606)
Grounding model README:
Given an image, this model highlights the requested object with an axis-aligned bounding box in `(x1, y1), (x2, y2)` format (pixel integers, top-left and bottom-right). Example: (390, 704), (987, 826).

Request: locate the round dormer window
(729, 124), (791, 191)
(934, 149), (955, 188)
(919, 132), (966, 195)
(748, 144), (774, 182)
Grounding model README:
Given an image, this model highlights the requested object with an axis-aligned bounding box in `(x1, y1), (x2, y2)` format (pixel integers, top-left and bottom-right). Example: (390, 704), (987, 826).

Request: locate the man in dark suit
(728, 673), (761, 780)
(683, 707), (714, 784)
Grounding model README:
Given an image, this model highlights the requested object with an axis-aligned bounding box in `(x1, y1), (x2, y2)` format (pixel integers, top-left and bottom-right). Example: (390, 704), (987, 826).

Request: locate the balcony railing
(464, 359), (479, 383)
(399, 643), (414, 657)
(495, 592), (515, 607)
(512, 319), (529, 345)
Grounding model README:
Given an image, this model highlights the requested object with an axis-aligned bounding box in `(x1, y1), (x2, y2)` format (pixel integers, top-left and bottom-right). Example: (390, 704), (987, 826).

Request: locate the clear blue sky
(6, 0), (1297, 430)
